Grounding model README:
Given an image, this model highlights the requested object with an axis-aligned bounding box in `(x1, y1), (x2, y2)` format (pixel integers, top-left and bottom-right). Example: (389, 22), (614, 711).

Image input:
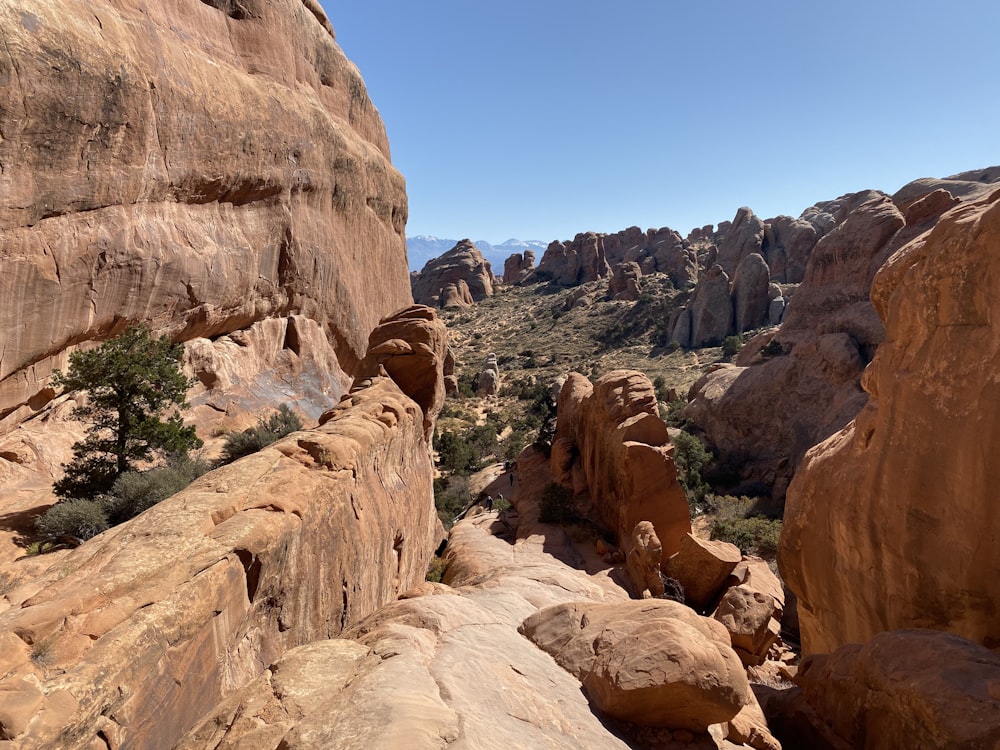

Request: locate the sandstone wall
(552, 370), (690, 561)
(0, 375), (438, 749)
(780, 188), (1000, 655)
(0, 0), (411, 425)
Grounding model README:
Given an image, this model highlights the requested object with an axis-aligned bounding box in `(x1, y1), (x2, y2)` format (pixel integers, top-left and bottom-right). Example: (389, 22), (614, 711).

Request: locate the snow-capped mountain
(407, 235), (548, 272)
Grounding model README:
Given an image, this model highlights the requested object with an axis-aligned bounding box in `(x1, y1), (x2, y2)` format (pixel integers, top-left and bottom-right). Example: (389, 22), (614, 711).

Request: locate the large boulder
(781, 187), (1000, 655)
(731, 253), (772, 333)
(0, 0), (411, 425)
(502, 250), (535, 284)
(663, 533), (742, 612)
(553, 371), (691, 560)
(411, 239), (495, 308)
(520, 599), (753, 731)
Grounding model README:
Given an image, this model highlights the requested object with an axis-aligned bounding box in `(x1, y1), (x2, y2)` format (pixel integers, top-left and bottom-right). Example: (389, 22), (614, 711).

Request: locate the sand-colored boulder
(553, 371), (690, 560)
(714, 585), (781, 667)
(0, 0), (411, 423)
(0, 373), (439, 749)
(411, 239), (495, 308)
(789, 630), (1000, 750)
(520, 599), (752, 730)
(476, 353), (500, 397)
(664, 533), (742, 612)
(625, 521), (665, 598)
(350, 305), (451, 440)
(781, 187), (1000, 655)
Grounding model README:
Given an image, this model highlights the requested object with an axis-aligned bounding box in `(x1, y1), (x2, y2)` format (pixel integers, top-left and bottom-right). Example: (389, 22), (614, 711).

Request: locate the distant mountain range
(407, 236), (549, 272)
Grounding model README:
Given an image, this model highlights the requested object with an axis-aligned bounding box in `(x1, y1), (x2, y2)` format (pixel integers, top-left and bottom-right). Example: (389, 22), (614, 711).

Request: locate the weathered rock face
(502, 249), (535, 284)
(689, 264), (733, 347)
(0, 0), (411, 424)
(536, 232), (610, 286)
(625, 520), (665, 598)
(663, 533), (742, 613)
(716, 207), (765, 275)
(475, 352), (500, 397)
(608, 260), (642, 301)
(0, 372), (439, 749)
(351, 305), (451, 441)
(780, 187), (1000, 655)
(410, 239), (495, 308)
(553, 371), (691, 560)
(683, 190), (958, 497)
(731, 253), (772, 333)
(762, 215), (822, 284)
(784, 630), (1000, 750)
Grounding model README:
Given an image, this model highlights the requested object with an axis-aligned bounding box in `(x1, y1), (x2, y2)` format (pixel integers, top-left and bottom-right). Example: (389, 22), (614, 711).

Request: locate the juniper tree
(52, 325), (201, 499)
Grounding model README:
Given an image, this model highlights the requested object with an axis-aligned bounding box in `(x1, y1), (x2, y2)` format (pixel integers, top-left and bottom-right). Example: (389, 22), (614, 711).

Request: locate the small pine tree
(52, 325), (201, 499)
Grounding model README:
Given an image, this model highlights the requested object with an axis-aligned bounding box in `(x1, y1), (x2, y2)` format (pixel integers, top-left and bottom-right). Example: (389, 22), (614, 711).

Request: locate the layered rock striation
(780, 187), (1000, 655)
(0, 0), (411, 428)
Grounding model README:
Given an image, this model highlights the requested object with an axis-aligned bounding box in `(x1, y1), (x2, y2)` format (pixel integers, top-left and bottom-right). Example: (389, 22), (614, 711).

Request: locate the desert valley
(1, 2), (999, 749)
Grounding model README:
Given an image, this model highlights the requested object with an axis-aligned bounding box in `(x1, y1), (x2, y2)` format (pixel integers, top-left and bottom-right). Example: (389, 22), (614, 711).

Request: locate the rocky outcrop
(731, 253), (772, 333)
(688, 265), (733, 347)
(476, 352), (500, 397)
(780, 187), (1000, 655)
(608, 260), (642, 301)
(771, 630), (1000, 750)
(683, 188), (963, 497)
(664, 533), (742, 613)
(625, 521), (665, 598)
(0, 371), (440, 749)
(536, 232), (610, 286)
(410, 239), (495, 308)
(716, 208), (765, 275)
(171, 442), (780, 750)
(0, 0), (411, 426)
(552, 371), (690, 560)
(502, 250), (535, 284)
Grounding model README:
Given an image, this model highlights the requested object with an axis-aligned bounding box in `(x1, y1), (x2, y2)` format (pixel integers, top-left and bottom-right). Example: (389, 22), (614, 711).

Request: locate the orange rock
(411, 240), (495, 308)
(625, 521), (665, 599)
(664, 533), (742, 613)
(781, 187), (1000, 655)
(553, 371), (690, 560)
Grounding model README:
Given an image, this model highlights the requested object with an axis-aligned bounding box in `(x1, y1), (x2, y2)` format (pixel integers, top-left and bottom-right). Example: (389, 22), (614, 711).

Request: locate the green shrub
(426, 556), (449, 583)
(435, 428), (480, 473)
(722, 335), (743, 357)
(538, 482), (578, 525)
(434, 475), (471, 528)
(36, 500), (109, 542)
(102, 458), (210, 525)
(671, 430), (712, 511)
(220, 405), (301, 465)
(706, 494), (782, 556)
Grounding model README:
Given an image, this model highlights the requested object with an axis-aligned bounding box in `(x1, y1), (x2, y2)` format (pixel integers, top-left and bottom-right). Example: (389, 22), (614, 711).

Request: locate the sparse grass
(30, 634), (58, 666)
(0, 571), (17, 596)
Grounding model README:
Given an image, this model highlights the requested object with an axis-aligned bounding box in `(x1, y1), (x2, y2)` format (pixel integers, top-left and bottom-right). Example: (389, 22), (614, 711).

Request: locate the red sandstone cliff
(780, 187), (1000, 656)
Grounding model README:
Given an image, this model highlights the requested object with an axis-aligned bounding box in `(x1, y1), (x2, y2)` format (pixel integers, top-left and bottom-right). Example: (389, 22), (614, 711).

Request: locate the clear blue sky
(323, 2), (1000, 244)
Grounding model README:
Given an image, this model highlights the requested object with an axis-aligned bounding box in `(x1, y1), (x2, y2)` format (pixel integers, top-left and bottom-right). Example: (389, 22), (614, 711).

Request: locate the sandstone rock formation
(0, 0), (411, 428)
(502, 249), (535, 284)
(731, 253), (772, 334)
(476, 352), (500, 397)
(716, 207), (766, 275)
(664, 533), (742, 613)
(625, 520), (665, 598)
(688, 264), (733, 347)
(773, 630), (1000, 750)
(608, 260), (643, 301)
(520, 599), (753, 730)
(552, 371), (691, 560)
(683, 188), (960, 497)
(780, 187), (1000, 655)
(536, 232), (610, 286)
(410, 239), (495, 308)
(0, 370), (439, 749)
(350, 305), (452, 440)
